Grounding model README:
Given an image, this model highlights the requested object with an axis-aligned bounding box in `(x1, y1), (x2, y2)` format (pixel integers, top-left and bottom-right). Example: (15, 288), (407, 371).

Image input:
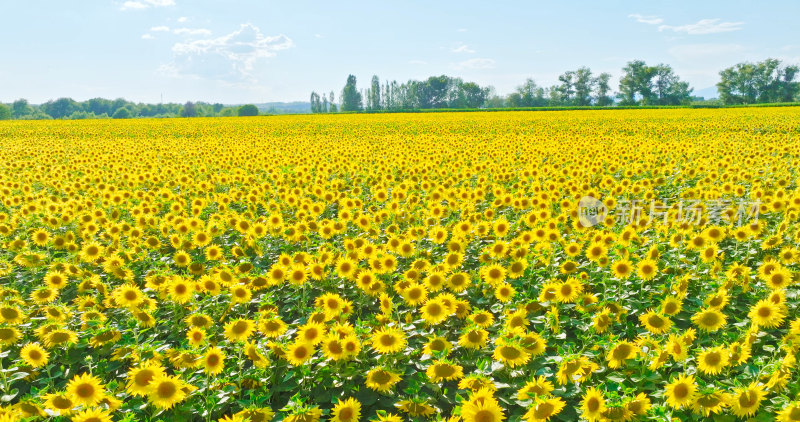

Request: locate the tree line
(0, 98), (261, 120)
(310, 58), (800, 112)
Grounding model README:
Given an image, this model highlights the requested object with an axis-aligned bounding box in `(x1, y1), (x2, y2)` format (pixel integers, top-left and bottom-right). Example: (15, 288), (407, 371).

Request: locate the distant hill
(692, 86), (719, 100)
(251, 102), (311, 114)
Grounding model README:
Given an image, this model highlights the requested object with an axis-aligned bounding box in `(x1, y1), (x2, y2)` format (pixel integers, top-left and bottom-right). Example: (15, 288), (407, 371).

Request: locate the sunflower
(765, 267), (792, 290)
(167, 278), (194, 304)
(342, 335), (361, 357)
(283, 406), (323, 422)
(776, 401), (800, 422)
(636, 259), (658, 280)
(66, 373), (106, 407)
(235, 407), (275, 422)
(730, 382), (766, 418)
(420, 298), (450, 325)
(554, 278), (583, 303)
(244, 342), (270, 368)
(371, 326), (407, 354)
(330, 397), (361, 422)
(202, 347), (226, 375)
(70, 408), (113, 422)
(494, 283), (516, 303)
(663, 373), (696, 409)
(426, 360), (464, 383)
(186, 327), (206, 348)
(42, 307), (68, 325)
(79, 242), (104, 262)
(0, 306), (24, 325)
(297, 322), (326, 345)
(112, 283), (144, 308)
(665, 334), (689, 361)
(126, 363), (166, 397)
(224, 318), (255, 342)
(625, 393), (651, 417)
(423, 336), (452, 356)
(581, 387), (606, 421)
(459, 328), (489, 350)
(691, 308), (727, 332)
(638, 310), (672, 334)
(448, 272), (471, 292)
(524, 397), (565, 422)
(397, 398), (436, 418)
(611, 259), (633, 279)
(229, 284), (252, 304)
(320, 335), (347, 361)
(317, 293), (344, 319)
(44, 271), (69, 289)
(556, 356), (597, 385)
(31, 287), (59, 304)
(661, 296), (683, 315)
(19, 342), (49, 368)
(493, 343), (530, 368)
(482, 264), (506, 285)
(696, 346), (729, 375)
(470, 311), (495, 328)
(461, 398), (505, 422)
(517, 376), (554, 400)
(147, 374), (189, 410)
(690, 389), (730, 417)
(259, 317), (288, 338)
(365, 368), (401, 392)
(285, 341), (315, 366)
(606, 341), (638, 369)
(43, 392), (75, 416)
(519, 332), (547, 357)
(748, 299), (786, 328)
(592, 308), (613, 334)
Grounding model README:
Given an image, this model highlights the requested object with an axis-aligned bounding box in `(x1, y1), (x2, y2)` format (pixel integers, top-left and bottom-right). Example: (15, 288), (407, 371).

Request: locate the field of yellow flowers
(0, 108), (799, 422)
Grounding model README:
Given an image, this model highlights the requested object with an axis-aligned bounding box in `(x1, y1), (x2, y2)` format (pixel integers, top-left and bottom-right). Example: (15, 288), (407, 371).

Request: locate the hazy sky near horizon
(2, 1), (799, 104)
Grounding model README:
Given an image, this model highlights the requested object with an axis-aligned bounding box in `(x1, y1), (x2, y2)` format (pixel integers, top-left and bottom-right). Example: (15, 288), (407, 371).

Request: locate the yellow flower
(371, 326), (406, 354)
(66, 373), (107, 407)
(19, 343), (49, 368)
(663, 373), (696, 409)
(330, 397), (361, 422)
(365, 368), (401, 392)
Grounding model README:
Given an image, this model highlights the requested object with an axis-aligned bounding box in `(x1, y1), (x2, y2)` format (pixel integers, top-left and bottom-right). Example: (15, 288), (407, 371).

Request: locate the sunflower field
(0, 108), (799, 422)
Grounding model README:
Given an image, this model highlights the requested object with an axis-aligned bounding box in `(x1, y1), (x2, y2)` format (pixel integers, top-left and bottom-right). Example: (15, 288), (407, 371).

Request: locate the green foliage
(181, 101), (197, 118)
(618, 60), (693, 106)
(238, 104), (259, 117)
(718, 58), (800, 105)
(0, 104), (10, 120)
(112, 107), (132, 119)
(341, 75), (363, 112)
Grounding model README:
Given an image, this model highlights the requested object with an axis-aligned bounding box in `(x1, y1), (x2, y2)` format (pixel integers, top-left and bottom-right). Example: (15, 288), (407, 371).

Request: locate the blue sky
(1, 0), (799, 104)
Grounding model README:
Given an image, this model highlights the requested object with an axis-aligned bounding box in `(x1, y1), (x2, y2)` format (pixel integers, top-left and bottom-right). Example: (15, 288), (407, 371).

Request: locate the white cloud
(659, 18), (744, 35)
(150, 25), (170, 32)
(452, 44), (475, 54)
(173, 27), (213, 36)
(177, 16), (188, 23)
(121, 0), (175, 10)
(453, 58), (495, 70)
(142, 33), (156, 40)
(165, 23), (293, 82)
(457, 28), (467, 32)
(409, 60), (427, 65)
(314, 33), (324, 38)
(628, 14), (663, 25)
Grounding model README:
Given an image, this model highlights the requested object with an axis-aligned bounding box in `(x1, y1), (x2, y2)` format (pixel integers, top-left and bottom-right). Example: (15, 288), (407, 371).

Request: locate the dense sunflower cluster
(0, 109), (799, 421)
